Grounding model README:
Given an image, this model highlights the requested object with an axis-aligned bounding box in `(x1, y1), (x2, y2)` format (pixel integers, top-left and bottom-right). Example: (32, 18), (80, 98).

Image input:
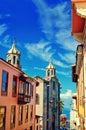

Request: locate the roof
(71, 0), (85, 35)
(75, 2), (86, 18)
(7, 43), (20, 55)
(0, 57), (21, 72)
(34, 76), (45, 81)
(46, 59), (55, 69)
(0, 58), (38, 84)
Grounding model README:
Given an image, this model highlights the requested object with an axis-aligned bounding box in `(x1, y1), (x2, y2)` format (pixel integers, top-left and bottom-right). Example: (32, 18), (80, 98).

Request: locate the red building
(0, 42), (38, 130)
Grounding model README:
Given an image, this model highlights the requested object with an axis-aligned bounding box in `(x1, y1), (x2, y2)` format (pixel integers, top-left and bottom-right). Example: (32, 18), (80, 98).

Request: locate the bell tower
(46, 59), (56, 77)
(6, 40), (21, 69)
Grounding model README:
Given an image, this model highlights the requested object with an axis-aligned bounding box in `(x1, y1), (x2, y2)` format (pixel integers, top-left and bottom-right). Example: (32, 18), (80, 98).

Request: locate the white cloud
(53, 59), (68, 68)
(61, 89), (73, 108)
(0, 34), (11, 48)
(34, 67), (45, 71)
(25, 40), (70, 68)
(32, 0), (70, 39)
(3, 35), (10, 43)
(0, 24), (8, 36)
(0, 14), (11, 19)
(56, 70), (70, 76)
(25, 0), (77, 70)
(56, 31), (78, 51)
(61, 89), (73, 99)
(58, 53), (76, 64)
(32, 0), (78, 53)
(25, 40), (55, 61)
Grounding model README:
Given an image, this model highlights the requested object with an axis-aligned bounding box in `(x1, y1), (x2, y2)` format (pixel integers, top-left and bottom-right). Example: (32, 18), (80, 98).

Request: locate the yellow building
(71, 0), (86, 129)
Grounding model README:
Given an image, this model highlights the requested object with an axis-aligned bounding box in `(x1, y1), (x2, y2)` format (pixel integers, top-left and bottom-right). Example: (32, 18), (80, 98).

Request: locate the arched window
(51, 70), (53, 75)
(36, 94), (39, 104)
(48, 70), (50, 77)
(13, 56), (16, 64)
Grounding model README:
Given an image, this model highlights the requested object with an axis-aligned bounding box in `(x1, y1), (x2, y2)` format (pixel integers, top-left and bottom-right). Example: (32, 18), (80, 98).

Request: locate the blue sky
(0, 0), (78, 109)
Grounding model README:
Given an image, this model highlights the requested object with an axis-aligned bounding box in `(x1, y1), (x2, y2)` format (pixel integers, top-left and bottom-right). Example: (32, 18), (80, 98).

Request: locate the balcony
(18, 93), (31, 104)
(72, 65), (78, 82)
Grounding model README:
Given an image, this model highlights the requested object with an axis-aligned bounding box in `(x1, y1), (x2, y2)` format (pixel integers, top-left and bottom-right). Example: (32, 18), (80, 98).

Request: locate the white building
(70, 93), (77, 130)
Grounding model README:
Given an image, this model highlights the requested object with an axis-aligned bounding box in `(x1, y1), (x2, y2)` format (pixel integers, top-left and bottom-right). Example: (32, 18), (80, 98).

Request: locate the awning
(71, 1), (85, 35)
(75, 3), (86, 18)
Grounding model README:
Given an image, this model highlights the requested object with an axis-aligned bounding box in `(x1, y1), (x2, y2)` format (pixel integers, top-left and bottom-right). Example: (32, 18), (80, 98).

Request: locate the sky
(0, 0), (79, 109)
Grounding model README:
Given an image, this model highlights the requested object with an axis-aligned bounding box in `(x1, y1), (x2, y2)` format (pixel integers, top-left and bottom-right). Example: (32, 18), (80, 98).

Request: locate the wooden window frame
(10, 106), (16, 129)
(0, 106), (6, 130)
(25, 105), (28, 123)
(18, 105), (23, 125)
(1, 70), (8, 96)
(12, 76), (17, 97)
(30, 105), (33, 121)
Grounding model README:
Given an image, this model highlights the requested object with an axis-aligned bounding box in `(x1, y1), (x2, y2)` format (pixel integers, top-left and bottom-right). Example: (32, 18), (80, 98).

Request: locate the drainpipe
(83, 19), (86, 130)
(84, 45), (86, 130)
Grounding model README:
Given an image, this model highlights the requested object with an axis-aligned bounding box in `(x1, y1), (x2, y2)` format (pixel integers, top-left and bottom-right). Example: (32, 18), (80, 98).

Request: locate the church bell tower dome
(46, 59), (56, 77)
(6, 39), (21, 69)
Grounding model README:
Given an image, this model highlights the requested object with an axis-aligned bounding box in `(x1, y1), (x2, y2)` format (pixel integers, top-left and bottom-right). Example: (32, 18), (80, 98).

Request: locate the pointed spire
(46, 58), (55, 69)
(6, 38), (21, 69)
(50, 57), (52, 64)
(46, 58), (56, 77)
(7, 39), (20, 55)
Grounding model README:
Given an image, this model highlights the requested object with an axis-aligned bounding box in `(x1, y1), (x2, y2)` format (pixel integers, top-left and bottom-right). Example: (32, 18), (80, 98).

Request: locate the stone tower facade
(45, 60), (60, 130)
(35, 60), (60, 130)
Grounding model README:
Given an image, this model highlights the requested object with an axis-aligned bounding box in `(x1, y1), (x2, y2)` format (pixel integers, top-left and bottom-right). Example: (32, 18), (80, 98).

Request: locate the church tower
(6, 40), (21, 69)
(46, 59), (56, 77)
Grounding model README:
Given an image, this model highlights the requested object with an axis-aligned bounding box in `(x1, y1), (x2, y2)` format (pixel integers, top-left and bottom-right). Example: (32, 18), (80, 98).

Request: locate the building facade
(35, 76), (46, 130)
(35, 60), (60, 130)
(0, 43), (38, 130)
(71, 0), (86, 129)
(70, 93), (77, 130)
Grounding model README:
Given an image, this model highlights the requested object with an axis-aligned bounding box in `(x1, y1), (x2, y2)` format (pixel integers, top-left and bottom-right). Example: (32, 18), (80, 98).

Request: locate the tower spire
(6, 39), (21, 69)
(50, 57), (52, 64)
(46, 58), (56, 78)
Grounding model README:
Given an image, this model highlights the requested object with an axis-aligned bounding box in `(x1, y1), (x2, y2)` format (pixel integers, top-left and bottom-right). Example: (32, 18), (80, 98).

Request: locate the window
(25, 83), (29, 95)
(36, 126), (38, 130)
(30, 126), (33, 130)
(17, 60), (19, 65)
(1, 70), (8, 96)
(48, 70), (50, 77)
(10, 106), (16, 129)
(30, 105), (33, 121)
(30, 84), (33, 97)
(53, 81), (55, 90)
(51, 70), (53, 75)
(12, 76), (17, 96)
(19, 106), (23, 125)
(19, 82), (25, 94)
(13, 56), (16, 64)
(25, 105), (28, 122)
(36, 94), (39, 104)
(0, 107), (6, 130)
